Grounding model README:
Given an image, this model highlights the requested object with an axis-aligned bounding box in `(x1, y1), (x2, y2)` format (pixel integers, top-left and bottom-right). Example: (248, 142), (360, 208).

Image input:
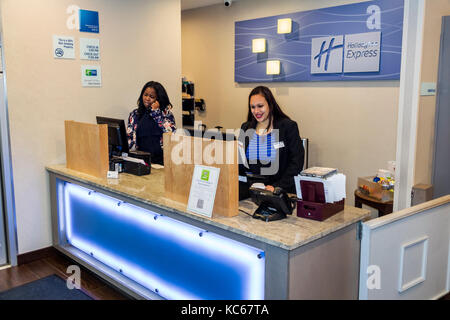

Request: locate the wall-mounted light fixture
(277, 18), (292, 34)
(252, 38), (266, 53)
(266, 60), (280, 75)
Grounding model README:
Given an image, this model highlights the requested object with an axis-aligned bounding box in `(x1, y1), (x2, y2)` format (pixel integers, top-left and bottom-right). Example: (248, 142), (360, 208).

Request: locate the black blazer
(239, 117), (304, 193)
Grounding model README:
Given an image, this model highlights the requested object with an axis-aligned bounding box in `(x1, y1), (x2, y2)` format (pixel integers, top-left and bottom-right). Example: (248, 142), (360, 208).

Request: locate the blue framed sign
(79, 9), (99, 33)
(235, 0), (404, 82)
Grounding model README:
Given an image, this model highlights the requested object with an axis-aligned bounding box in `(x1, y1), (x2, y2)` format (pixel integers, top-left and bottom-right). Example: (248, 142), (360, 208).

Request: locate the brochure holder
(297, 180), (344, 221)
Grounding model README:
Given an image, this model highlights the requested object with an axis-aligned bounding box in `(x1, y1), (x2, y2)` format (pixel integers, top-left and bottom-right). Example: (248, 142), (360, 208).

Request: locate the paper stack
(294, 168), (346, 203)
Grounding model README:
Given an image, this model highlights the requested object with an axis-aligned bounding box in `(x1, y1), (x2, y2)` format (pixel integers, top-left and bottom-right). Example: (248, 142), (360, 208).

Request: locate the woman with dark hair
(239, 86), (304, 194)
(127, 81), (176, 165)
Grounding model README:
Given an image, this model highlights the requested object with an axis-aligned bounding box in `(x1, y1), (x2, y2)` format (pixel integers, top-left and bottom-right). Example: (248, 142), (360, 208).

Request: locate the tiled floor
(0, 251), (130, 300)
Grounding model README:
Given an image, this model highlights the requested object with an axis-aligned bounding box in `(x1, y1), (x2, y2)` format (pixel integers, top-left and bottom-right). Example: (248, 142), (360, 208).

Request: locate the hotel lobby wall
(181, 0), (399, 205)
(0, 0), (182, 254)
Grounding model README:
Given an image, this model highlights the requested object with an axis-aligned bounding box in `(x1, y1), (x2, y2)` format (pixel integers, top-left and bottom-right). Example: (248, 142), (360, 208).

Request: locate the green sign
(85, 69), (97, 76)
(201, 170), (210, 181)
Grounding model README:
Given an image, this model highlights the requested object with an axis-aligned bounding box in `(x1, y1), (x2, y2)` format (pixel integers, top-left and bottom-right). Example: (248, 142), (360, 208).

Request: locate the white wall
(182, 0), (399, 206)
(1, 0), (182, 254)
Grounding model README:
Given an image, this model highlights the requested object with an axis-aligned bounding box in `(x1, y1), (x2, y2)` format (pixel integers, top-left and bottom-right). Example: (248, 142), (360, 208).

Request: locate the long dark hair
(137, 81), (172, 118)
(246, 86), (290, 130)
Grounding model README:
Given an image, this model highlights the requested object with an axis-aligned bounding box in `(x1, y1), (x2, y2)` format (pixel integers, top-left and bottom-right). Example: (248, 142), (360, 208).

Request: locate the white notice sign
(53, 35), (75, 59)
(81, 65), (102, 87)
(80, 38), (100, 60)
(187, 165), (220, 218)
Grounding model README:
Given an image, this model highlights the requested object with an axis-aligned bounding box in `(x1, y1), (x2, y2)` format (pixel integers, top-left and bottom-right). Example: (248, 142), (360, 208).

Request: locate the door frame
(394, 0), (426, 211)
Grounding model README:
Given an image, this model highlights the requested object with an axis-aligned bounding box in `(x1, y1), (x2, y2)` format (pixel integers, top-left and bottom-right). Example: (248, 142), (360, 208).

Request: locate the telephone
(249, 186), (296, 222)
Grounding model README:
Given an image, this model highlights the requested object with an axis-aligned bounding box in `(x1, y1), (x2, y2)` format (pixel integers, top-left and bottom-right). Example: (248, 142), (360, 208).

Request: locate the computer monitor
(96, 116), (129, 157)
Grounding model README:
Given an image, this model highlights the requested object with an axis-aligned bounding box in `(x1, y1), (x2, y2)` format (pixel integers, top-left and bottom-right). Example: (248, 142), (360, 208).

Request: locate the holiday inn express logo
(311, 35), (344, 74)
(201, 170), (210, 182)
(313, 37), (344, 72)
(85, 69), (97, 76)
(311, 31), (381, 74)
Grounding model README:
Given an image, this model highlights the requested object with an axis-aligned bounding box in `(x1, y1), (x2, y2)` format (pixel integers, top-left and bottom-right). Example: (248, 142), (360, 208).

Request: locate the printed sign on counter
(53, 35), (75, 59)
(81, 65), (101, 87)
(187, 165), (220, 218)
(80, 38), (100, 60)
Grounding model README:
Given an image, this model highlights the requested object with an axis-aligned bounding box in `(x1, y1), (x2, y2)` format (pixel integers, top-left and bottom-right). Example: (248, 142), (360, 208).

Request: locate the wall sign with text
(66, 5), (99, 34)
(79, 9), (99, 33)
(235, 0), (404, 82)
(80, 38), (100, 60)
(53, 35), (75, 59)
(81, 65), (102, 87)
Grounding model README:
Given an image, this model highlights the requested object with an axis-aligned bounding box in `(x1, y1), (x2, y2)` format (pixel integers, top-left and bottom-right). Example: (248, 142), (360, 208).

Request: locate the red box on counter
(296, 180), (345, 221)
(297, 199), (345, 221)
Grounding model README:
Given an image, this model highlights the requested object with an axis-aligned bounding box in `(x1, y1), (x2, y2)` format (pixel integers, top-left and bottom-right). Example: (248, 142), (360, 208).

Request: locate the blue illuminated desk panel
(47, 165), (370, 300)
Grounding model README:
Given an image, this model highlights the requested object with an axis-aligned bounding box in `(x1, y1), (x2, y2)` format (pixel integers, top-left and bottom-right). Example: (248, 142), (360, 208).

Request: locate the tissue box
(357, 176), (393, 202)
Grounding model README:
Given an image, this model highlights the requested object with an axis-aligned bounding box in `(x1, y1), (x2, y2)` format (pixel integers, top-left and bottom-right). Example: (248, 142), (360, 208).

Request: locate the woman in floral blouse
(127, 81), (176, 165)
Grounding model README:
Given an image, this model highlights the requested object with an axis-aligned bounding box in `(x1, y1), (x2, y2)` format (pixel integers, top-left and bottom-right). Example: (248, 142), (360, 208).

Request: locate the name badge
(274, 141), (285, 149)
(239, 175), (248, 183)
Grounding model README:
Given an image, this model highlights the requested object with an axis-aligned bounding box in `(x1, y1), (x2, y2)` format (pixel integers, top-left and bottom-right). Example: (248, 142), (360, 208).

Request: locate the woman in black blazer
(239, 86), (304, 194)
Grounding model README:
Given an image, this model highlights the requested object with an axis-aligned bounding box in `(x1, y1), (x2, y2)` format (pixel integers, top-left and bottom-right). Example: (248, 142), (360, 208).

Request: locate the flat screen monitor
(96, 116), (129, 157)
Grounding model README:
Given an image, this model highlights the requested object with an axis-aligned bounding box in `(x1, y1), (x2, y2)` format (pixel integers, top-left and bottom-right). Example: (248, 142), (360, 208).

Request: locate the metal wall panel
(432, 16), (450, 198)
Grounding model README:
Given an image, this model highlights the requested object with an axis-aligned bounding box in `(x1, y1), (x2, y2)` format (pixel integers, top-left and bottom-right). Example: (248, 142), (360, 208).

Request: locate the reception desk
(47, 164), (370, 300)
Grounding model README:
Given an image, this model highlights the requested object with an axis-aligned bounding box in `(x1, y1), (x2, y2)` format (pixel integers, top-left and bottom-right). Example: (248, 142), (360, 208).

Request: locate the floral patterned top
(127, 106), (176, 151)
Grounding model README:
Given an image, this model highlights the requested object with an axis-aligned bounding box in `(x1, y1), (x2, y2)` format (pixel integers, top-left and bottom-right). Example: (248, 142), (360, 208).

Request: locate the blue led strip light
(57, 179), (265, 300)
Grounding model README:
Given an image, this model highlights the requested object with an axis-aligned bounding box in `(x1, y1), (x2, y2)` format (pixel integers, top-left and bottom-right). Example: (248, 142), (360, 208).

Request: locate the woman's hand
(151, 101), (160, 110)
(265, 185), (275, 192)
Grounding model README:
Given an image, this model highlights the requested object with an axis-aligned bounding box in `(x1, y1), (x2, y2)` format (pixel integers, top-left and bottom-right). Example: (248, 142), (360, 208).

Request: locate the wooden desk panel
(65, 120), (109, 179)
(163, 132), (238, 217)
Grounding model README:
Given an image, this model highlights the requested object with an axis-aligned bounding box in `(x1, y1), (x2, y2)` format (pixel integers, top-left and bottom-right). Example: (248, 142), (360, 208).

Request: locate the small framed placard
(79, 9), (99, 33)
(53, 35), (75, 59)
(187, 165), (220, 218)
(81, 65), (102, 87)
(80, 38), (100, 60)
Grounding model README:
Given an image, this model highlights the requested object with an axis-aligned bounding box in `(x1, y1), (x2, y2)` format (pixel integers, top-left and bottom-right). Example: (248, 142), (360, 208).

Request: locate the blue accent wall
(235, 0), (404, 82)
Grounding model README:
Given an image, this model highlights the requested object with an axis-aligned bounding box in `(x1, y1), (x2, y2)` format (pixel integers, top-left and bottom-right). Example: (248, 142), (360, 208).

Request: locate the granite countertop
(46, 164), (371, 251)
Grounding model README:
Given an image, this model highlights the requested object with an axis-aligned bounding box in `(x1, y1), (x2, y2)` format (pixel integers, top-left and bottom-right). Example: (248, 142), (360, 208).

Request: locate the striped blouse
(246, 132), (277, 162)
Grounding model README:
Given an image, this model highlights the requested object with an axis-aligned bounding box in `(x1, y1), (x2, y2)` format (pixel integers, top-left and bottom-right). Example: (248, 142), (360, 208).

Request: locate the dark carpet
(0, 274), (93, 300)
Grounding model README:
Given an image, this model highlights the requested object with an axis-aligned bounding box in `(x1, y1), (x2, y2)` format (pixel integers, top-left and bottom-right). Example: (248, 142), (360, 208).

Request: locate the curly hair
(136, 81), (172, 118)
